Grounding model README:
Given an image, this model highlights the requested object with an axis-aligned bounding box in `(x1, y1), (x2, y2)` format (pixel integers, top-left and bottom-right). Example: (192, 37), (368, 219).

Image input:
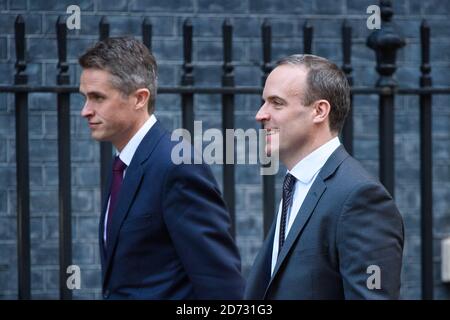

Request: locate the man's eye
(94, 96), (104, 102)
(273, 100), (283, 106)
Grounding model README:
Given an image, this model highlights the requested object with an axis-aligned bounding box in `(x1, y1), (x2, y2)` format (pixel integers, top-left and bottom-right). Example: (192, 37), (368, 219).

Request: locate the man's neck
(114, 113), (151, 152)
(283, 133), (338, 171)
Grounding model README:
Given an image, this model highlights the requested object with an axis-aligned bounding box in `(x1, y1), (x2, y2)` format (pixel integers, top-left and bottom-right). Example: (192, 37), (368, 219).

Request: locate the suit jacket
(245, 146), (404, 299)
(100, 121), (244, 299)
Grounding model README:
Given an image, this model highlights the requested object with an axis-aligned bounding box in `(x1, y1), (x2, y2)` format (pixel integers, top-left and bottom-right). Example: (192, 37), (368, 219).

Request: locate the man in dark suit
(79, 37), (244, 299)
(245, 54), (404, 299)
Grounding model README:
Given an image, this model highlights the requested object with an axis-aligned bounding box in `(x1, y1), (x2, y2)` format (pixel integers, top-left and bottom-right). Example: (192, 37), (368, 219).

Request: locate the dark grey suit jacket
(245, 146), (404, 299)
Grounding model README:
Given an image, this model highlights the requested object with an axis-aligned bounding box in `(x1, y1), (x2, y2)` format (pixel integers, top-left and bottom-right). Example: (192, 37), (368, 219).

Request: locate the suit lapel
(99, 163), (113, 272)
(104, 164), (144, 258)
(264, 145), (349, 298)
(101, 121), (167, 287)
(264, 179), (326, 297)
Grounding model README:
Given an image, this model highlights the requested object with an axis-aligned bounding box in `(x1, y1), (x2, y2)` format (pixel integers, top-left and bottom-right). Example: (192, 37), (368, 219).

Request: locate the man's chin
(90, 132), (107, 142)
(265, 138), (279, 158)
(265, 147), (279, 158)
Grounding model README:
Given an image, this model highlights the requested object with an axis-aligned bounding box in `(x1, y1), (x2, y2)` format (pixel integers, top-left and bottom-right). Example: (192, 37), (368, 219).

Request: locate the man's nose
(255, 104), (270, 122)
(80, 101), (93, 118)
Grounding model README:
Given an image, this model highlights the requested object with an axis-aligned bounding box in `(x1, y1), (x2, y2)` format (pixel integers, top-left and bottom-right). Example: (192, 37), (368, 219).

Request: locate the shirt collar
(117, 114), (157, 166)
(288, 136), (341, 184)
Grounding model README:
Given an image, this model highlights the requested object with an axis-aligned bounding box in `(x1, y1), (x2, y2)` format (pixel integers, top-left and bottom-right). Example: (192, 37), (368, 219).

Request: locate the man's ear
(312, 99), (331, 125)
(134, 88), (150, 111)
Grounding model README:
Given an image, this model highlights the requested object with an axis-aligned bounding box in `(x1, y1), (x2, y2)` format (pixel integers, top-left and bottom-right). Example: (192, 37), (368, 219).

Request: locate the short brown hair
(79, 36), (158, 112)
(277, 54), (350, 133)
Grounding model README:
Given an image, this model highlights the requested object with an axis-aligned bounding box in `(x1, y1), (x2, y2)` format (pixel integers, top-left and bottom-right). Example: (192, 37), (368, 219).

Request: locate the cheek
(281, 118), (304, 141)
(90, 103), (107, 120)
(96, 102), (122, 122)
(105, 102), (136, 130)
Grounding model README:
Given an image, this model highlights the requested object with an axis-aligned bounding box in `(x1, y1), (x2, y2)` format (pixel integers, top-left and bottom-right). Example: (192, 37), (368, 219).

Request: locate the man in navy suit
(79, 37), (244, 299)
(245, 54), (404, 299)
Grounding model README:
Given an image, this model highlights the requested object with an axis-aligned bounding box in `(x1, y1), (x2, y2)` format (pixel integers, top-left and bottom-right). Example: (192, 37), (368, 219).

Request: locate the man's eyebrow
(267, 95), (287, 103)
(79, 91), (106, 97)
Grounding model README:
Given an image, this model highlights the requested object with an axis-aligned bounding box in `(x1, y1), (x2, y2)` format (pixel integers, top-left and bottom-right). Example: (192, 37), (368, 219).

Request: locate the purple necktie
(107, 156), (127, 234)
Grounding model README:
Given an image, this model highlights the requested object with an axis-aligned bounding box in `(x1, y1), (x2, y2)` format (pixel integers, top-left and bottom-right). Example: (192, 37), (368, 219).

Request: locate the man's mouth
(265, 128), (279, 136)
(88, 122), (101, 128)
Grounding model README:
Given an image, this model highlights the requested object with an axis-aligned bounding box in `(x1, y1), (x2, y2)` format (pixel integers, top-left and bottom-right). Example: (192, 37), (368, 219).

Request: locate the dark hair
(79, 36), (158, 112)
(276, 54), (350, 133)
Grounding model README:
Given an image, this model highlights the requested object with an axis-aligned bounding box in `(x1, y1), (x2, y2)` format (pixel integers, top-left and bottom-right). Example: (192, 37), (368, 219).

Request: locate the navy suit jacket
(100, 121), (244, 299)
(245, 146), (404, 299)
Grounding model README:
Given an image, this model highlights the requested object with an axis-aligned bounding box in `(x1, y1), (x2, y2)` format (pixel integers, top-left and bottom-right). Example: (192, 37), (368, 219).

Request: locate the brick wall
(0, 0), (449, 299)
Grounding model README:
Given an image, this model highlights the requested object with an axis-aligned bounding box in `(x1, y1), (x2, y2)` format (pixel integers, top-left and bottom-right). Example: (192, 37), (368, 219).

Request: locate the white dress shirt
(271, 136), (341, 275)
(103, 114), (157, 243)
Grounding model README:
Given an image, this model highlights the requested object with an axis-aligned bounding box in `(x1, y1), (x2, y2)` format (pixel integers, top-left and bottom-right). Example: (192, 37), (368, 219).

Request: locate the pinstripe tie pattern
(278, 173), (296, 254)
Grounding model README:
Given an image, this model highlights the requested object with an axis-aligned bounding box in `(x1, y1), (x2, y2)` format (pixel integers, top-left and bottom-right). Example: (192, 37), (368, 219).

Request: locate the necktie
(107, 156), (127, 234)
(278, 173), (296, 254)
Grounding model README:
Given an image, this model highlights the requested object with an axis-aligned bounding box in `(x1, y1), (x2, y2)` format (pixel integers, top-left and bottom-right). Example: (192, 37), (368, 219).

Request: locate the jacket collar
(263, 145), (350, 298)
(100, 121), (167, 287)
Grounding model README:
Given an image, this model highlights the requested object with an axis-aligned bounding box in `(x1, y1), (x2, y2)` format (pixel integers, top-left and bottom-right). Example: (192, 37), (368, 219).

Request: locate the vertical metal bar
(341, 20), (353, 155)
(261, 19), (275, 237)
(378, 90), (395, 196)
(303, 21), (313, 54)
(98, 17), (113, 206)
(420, 19), (433, 300)
(181, 19), (194, 136)
(56, 16), (72, 300)
(142, 17), (152, 51)
(99, 16), (109, 42)
(14, 14), (31, 300)
(367, 0), (405, 196)
(222, 19), (235, 238)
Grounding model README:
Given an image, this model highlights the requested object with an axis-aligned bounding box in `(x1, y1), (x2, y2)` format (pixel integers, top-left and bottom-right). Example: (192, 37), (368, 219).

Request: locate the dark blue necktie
(278, 173), (296, 254)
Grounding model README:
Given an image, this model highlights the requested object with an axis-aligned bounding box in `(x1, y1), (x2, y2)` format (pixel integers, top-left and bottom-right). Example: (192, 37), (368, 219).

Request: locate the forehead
(79, 68), (115, 93)
(263, 64), (308, 99)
